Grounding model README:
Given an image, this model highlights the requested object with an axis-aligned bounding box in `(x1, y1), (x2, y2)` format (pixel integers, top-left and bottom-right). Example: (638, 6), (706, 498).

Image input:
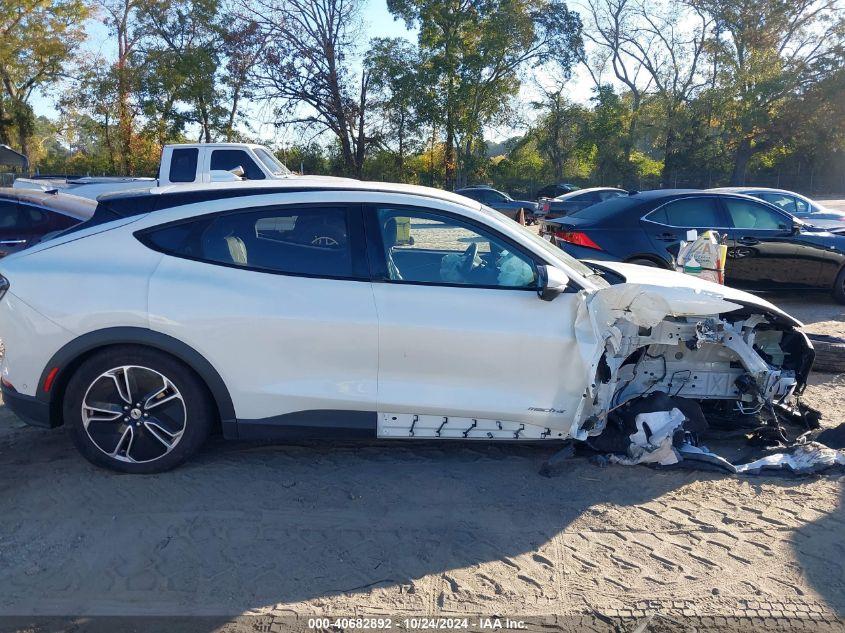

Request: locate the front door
(365, 203), (588, 433)
(720, 197), (808, 289)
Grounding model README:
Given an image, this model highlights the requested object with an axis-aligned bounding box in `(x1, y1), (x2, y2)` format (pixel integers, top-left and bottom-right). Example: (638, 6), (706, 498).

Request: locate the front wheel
(63, 346), (214, 473)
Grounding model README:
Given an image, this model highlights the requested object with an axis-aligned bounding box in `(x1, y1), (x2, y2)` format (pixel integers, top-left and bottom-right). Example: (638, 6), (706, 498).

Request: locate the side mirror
(537, 264), (570, 301)
(229, 165), (246, 178)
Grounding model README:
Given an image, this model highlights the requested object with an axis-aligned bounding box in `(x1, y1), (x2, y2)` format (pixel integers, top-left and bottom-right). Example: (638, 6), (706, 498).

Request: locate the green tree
(252, 0), (373, 178)
(366, 37), (425, 181)
(585, 85), (635, 186)
(387, 0), (582, 188)
(0, 0), (88, 159)
(693, 0), (845, 184)
(532, 86), (587, 181)
(137, 0), (225, 145)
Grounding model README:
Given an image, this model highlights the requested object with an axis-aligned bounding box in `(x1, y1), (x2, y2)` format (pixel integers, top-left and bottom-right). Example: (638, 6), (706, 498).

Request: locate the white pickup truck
(14, 143), (293, 199)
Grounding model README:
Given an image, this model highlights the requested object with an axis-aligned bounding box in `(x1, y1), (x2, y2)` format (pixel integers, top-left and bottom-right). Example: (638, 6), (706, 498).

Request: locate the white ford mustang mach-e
(0, 180), (813, 472)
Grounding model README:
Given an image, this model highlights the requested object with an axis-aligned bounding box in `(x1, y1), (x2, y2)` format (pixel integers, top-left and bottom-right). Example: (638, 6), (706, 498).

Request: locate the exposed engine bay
(564, 282), (831, 475)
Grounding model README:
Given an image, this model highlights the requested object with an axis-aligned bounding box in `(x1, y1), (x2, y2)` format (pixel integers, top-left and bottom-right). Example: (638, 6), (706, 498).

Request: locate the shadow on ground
(2, 415), (844, 631)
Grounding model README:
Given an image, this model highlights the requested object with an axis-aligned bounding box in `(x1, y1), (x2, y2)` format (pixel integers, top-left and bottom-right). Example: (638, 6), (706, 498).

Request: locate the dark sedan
(535, 183), (580, 199)
(455, 186), (539, 222)
(0, 188), (95, 256)
(710, 187), (845, 230)
(544, 189), (845, 302)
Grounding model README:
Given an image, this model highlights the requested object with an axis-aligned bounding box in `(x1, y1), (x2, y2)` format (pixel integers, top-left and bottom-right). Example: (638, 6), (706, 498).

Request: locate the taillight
(0, 274), (7, 301)
(542, 200), (551, 212)
(553, 230), (603, 250)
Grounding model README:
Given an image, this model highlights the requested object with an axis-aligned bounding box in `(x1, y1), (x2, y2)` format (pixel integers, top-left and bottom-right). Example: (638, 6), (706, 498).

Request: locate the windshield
(254, 147), (292, 176)
(477, 205), (609, 288)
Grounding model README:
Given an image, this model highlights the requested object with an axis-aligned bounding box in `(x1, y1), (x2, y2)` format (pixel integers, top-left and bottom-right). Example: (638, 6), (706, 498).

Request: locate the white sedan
(0, 180), (813, 472)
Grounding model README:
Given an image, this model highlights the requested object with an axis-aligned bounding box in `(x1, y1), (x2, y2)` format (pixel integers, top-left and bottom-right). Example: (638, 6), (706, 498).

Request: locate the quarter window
(648, 198), (722, 227)
(142, 207), (357, 278)
(374, 207), (537, 288)
(725, 199), (790, 230)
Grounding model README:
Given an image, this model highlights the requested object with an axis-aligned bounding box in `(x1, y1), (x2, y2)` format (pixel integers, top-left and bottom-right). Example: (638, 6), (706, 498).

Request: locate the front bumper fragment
(1, 383), (52, 428)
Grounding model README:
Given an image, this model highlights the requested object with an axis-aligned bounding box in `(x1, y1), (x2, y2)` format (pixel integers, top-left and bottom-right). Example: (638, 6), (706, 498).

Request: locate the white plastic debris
(608, 408), (686, 466)
(677, 441), (845, 476)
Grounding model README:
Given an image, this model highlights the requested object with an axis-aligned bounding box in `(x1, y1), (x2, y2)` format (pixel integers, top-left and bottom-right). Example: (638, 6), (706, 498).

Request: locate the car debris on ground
(542, 388), (845, 477)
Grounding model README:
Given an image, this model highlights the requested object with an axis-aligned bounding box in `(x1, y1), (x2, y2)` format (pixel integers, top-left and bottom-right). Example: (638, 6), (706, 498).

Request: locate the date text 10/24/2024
(306, 618), (528, 630)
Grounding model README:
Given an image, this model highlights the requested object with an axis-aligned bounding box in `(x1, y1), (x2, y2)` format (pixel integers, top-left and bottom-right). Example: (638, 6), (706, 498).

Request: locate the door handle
(737, 236), (760, 246)
(657, 232), (678, 242)
(0, 240), (26, 245)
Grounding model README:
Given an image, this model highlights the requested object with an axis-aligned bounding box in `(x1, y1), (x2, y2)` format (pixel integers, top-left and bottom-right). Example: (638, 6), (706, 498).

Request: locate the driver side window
(374, 207), (537, 288)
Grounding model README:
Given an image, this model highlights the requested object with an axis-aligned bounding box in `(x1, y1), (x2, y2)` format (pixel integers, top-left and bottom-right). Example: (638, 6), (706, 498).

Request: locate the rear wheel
(627, 258), (661, 268)
(832, 267), (845, 304)
(63, 346), (214, 473)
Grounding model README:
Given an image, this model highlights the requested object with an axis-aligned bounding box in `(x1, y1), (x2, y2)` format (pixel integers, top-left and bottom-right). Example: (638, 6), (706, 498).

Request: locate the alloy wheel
(81, 365), (187, 464)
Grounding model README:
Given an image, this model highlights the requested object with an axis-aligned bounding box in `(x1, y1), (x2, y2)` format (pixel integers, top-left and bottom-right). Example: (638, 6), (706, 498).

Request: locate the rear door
(641, 196), (727, 263)
(145, 202), (379, 427)
(720, 197), (809, 289)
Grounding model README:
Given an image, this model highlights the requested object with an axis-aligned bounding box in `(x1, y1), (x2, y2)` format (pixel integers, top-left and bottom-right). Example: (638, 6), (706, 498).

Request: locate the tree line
(2, 0), (844, 195)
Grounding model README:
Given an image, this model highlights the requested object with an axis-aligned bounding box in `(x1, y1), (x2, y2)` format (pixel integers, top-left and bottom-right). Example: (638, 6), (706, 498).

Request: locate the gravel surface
(1, 211), (844, 631)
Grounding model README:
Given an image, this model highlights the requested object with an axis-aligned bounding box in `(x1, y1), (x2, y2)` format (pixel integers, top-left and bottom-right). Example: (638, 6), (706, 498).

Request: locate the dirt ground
(1, 209), (845, 631)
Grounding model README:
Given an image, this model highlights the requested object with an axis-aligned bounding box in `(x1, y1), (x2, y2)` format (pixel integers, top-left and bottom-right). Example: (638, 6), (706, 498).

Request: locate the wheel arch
(37, 327), (237, 436)
(624, 254), (673, 269)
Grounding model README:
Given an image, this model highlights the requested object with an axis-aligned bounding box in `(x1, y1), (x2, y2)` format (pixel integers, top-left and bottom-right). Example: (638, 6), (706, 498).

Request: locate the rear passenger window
(758, 192), (796, 213)
(0, 201), (19, 228)
(141, 207), (358, 278)
(169, 148), (198, 183)
(649, 198), (722, 227)
(574, 191), (601, 203)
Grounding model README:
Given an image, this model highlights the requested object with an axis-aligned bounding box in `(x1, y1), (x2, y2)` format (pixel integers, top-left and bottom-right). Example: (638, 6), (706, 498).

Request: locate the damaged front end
(570, 282), (820, 472)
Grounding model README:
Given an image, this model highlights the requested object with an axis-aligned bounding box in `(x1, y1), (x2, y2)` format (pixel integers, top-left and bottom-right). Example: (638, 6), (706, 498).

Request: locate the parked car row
(541, 189), (845, 302)
(454, 185), (539, 223)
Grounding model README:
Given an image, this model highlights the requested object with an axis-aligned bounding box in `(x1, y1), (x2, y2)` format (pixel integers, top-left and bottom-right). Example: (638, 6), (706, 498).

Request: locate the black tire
(627, 258), (661, 268)
(832, 266), (845, 304)
(807, 334), (845, 374)
(63, 345), (214, 473)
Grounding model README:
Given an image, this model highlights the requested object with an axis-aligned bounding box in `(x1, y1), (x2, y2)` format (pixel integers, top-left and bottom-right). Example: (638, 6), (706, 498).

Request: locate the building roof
(0, 145), (27, 169)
